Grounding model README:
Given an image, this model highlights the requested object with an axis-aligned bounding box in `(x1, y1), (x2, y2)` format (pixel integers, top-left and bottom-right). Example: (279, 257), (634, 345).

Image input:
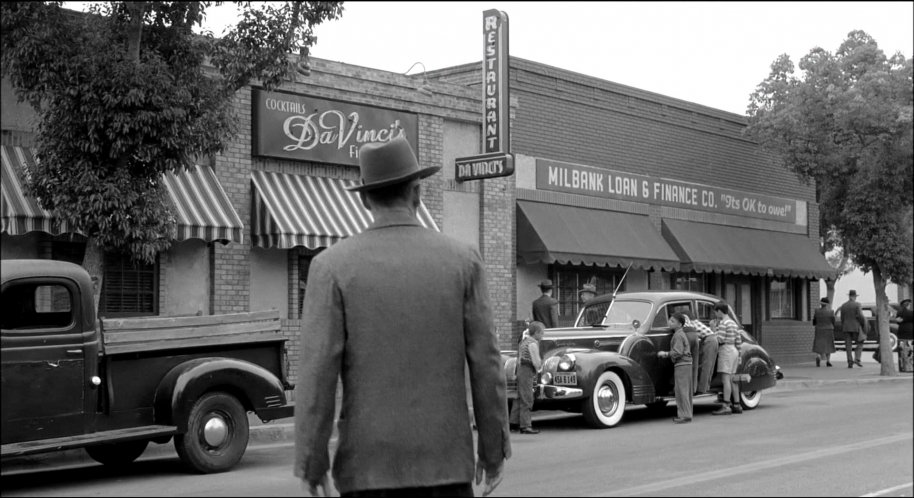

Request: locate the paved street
(2, 378), (911, 497)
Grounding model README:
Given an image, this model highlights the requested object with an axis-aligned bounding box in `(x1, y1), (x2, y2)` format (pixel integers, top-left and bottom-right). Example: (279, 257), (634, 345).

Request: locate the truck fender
(154, 357), (287, 431)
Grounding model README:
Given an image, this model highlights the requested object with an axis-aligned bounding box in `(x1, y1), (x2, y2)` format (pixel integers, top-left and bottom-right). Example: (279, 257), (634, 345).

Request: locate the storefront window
(552, 264), (625, 326)
(671, 272), (709, 293)
(768, 277), (797, 319)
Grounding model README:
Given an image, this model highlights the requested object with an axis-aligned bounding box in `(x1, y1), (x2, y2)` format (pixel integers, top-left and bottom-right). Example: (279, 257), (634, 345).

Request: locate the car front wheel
(175, 392), (249, 474)
(582, 371), (626, 428)
(739, 390), (762, 410)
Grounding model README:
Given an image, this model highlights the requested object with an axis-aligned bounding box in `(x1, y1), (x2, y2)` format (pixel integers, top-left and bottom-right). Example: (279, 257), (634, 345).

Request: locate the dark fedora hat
(820, 297), (830, 304)
(848, 290), (858, 297)
(538, 279), (553, 289)
(346, 134), (441, 192)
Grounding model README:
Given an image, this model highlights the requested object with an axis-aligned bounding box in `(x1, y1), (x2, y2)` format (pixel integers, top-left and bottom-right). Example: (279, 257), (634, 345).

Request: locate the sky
(189, 1), (914, 116)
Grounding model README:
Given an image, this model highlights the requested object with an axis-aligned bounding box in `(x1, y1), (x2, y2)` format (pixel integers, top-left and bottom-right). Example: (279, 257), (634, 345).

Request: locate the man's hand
(302, 473), (331, 497)
(475, 459), (505, 497)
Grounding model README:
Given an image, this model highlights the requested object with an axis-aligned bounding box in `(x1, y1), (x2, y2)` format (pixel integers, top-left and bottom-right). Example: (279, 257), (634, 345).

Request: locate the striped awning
(161, 164), (244, 243)
(1, 146), (243, 244)
(251, 170), (439, 249)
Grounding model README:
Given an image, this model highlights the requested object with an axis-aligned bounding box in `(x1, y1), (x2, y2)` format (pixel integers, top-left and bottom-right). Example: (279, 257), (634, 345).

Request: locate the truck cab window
(2, 283), (73, 330)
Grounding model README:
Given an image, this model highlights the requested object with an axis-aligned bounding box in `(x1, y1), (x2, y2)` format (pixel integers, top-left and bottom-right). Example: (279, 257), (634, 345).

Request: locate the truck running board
(1, 425), (177, 458)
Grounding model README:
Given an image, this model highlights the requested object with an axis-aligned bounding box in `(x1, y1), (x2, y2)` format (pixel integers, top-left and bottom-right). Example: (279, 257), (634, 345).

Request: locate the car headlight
(540, 372), (553, 385)
(558, 354), (576, 371)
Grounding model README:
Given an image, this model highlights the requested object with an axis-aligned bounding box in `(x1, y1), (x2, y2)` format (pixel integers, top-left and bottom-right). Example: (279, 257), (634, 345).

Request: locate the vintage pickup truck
(1, 259), (294, 473)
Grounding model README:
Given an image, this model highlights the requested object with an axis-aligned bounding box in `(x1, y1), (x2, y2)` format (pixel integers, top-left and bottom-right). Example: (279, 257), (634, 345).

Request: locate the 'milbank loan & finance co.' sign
(536, 158), (802, 224)
(252, 89), (418, 167)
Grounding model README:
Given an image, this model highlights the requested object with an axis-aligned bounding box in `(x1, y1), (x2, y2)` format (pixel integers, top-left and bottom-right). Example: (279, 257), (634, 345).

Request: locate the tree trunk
(872, 267), (897, 377)
(825, 279), (836, 307)
(125, 2), (145, 62)
(83, 236), (105, 319)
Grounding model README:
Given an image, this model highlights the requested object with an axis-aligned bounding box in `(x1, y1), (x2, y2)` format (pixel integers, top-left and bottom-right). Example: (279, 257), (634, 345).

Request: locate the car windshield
(576, 300), (652, 328)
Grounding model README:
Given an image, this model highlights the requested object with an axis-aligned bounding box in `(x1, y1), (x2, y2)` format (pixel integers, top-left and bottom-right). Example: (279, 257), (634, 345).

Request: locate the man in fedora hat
(578, 278), (600, 325)
(532, 279), (558, 329)
(838, 289), (867, 368)
(294, 135), (510, 497)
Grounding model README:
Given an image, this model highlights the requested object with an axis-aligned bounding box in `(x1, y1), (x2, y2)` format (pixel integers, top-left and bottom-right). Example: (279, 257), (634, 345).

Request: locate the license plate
(554, 373), (577, 385)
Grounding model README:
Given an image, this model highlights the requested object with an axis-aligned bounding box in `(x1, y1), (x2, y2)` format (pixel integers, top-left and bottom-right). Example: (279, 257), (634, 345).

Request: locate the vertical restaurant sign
(252, 89), (418, 166)
(455, 9), (514, 182)
(536, 158), (801, 224)
(482, 9), (509, 154)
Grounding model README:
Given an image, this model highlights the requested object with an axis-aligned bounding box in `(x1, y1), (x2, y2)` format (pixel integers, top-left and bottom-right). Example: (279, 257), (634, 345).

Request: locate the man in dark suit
(531, 279), (558, 328)
(838, 289), (867, 368)
(294, 135), (510, 497)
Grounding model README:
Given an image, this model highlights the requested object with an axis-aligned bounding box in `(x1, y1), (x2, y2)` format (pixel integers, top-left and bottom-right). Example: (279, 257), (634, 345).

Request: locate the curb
(3, 374), (911, 474)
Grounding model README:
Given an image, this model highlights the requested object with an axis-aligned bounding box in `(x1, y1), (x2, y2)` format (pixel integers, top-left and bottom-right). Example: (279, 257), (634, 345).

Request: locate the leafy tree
(1, 1), (343, 310)
(746, 30), (913, 375)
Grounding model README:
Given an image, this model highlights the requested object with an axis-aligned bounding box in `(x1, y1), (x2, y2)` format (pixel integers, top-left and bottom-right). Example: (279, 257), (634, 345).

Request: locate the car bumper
(535, 384), (584, 400)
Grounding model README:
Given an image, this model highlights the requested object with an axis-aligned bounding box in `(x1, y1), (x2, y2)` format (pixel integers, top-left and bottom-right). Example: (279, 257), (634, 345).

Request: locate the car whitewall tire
(582, 370), (626, 428)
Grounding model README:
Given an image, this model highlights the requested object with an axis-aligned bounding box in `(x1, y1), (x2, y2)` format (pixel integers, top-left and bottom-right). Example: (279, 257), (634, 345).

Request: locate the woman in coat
(812, 297), (837, 367)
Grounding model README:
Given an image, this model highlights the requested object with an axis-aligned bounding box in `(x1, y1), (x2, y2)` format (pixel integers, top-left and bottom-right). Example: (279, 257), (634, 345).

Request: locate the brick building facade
(2, 53), (836, 370)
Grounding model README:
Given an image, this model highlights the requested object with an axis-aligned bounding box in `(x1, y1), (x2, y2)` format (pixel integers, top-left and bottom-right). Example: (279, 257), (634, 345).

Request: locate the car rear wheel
(739, 390), (762, 410)
(85, 439), (149, 467)
(175, 392), (249, 474)
(582, 371), (626, 428)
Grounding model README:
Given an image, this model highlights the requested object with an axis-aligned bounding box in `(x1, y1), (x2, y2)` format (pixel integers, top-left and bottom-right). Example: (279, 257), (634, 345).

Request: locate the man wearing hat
(532, 279), (558, 329)
(294, 135), (510, 497)
(838, 290), (867, 368)
(578, 278), (600, 325)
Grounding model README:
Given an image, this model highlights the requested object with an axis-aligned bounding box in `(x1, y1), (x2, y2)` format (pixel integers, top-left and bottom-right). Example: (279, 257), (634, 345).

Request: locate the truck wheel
(581, 371), (626, 428)
(85, 439), (149, 467)
(175, 392), (249, 473)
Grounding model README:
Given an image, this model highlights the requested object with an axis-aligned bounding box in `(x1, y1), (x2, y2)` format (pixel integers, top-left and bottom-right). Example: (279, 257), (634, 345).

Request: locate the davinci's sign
(252, 89), (418, 166)
(455, 9), (514, 182)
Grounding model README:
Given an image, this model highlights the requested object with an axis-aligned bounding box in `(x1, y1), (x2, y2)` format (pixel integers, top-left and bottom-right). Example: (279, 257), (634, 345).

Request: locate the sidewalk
(3, 357), (911, 475)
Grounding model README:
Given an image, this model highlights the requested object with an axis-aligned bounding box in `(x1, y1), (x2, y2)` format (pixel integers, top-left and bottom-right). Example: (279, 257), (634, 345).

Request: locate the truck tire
(175, 392), (249, 474)
(85, 439), (149, 467)
(581, 370), (626, 428)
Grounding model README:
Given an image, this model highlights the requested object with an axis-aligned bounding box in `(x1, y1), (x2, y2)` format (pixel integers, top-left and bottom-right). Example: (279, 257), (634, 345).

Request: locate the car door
(1, 277), (92, 444)
(646, 300), (693, 396)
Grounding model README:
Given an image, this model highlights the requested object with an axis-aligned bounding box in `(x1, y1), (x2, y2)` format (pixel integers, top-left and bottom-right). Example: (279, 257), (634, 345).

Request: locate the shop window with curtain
(99, 252), (159, 317)
(552, 264), (626, 326)
(671, 271), (710, 293)
(768, 277), (799, 319)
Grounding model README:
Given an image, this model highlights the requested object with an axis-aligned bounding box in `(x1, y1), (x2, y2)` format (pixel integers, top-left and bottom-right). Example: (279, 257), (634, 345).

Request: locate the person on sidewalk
(812, 297), (836, 367)
(838, 290), (867, 368)
(578, 279), (600, 325)
(895, 299), (913, 372)
(531, 280), (559, 329)
(711, 303), (743, 416)
(510, 321), (545, 434)
(657, 312), (693, 423)
(294, 135), (510, 498)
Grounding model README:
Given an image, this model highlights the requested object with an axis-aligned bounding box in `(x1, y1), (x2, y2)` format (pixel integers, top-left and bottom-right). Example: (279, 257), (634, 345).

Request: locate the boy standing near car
(510, 321), (545, 434)
(657, 312), (693, 424)
(838, 290), (867, 368)
(711, 303), (743, 416)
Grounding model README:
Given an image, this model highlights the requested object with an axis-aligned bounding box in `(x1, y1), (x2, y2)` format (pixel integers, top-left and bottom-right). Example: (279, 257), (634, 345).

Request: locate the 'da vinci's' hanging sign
(455, 9), (514, 182)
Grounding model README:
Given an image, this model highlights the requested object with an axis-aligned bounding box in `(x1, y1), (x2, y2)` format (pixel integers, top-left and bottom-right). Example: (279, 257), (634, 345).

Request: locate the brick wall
(761, 320), (815, 365)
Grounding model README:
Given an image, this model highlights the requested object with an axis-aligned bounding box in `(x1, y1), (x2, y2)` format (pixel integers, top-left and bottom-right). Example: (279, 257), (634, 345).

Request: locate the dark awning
(516, 200), (680, 271)
(251, 170), (439, 249)
(1, 146), (243, 243)
(661, 219), (836, 279)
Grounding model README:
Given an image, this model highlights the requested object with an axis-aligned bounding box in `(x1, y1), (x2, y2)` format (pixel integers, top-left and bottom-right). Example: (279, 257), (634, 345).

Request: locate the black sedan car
(501, 290), (781, 429)
(834, 302), (900, 352)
